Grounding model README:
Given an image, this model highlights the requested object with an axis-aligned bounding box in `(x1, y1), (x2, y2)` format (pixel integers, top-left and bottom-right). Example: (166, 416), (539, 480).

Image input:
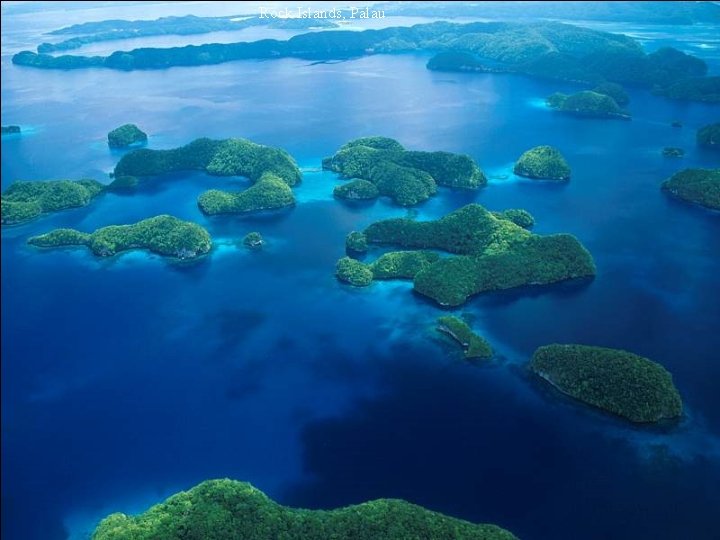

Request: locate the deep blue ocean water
(2, 4), (720, 540)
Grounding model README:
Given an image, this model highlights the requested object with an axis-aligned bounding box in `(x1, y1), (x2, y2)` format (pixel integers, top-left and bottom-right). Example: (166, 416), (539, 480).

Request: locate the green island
(437, 316), (493, 360)
(1, 179), (104, 225)
(106, 175), (139, 193)
(546, 90), (631, 119)
(92, 478), (516, 540)
(491, 209), (535, 229)
(426, 51), (489, 72)
(338, 204), (595, 306)
(661, 168), (720, 210)
(345, 231), (369, 253)
(697, 122), (720, 150)
(28, 215), (211, 259)
(333, 179), (380, 201)
(323, 136), (485, 206)
(529, 344), (683, 423)
(514, 146), (571, 181)
(653, 76), (720, 103)
(1, 125), (21, 134)
(661, 147), (684, 158)
(108, 123), (147, 148)
(114, 137), (301, 214)
(592, 81), (630, 106)
(242, 231), (264, 249)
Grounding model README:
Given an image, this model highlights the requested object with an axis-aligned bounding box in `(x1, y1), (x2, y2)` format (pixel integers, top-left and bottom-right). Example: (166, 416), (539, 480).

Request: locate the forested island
(13, 20), (716, 102)
(114, 137), (300, 214)
(514, 146), (571, 181)
(107, 123), (147, 148)
(661, 168), (720, 210)
(92, 479), (517, 540)
(324, 136), (485, 206)
(437, 316), (493, 360)
(28, 215), (212, 259)
(529, 344), (683, 423)
(1, 125), (21, 134)
(1, 179), (104, 225)
(336, 204), (595, 306)
(546, 91), (631, 119)
(697, 123), (720, 150)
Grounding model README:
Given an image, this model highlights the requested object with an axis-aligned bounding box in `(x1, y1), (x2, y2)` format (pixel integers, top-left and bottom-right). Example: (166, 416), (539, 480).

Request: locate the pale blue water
(2, 5), (720, 540)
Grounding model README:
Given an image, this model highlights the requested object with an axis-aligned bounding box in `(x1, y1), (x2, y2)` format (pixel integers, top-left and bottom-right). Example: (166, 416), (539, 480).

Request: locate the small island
(323, 136), (486, 206)
(671, 120), (683, 128)
(547, 90), (631, 119)
(529, 344), (683, 423)
(92, 479), (517, 540)
(661, 147), (685, 158)
(28, 215), (211, 259)
(333, 179), (379, 201)
(346, 231), (368, 253)
(437, 316), (493, 360)
(108, 123), (147, 148)
(1, 178), (104, 225)
(514, 146), (571, 181)
(661, 168), (720, 210)
(242, 232), (264, 249)
(697, 122), (720, 150)
(336, 256), (373, 287)
(1, 125), (21, 134)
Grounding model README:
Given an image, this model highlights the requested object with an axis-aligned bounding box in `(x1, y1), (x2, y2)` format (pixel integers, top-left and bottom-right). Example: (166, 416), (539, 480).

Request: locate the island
(1, 125), (21, 134)
(654, 76), (720, 103)
(106, 175), (139, 193)
(437, 316), (493, 360)
(333, 179), (379, 201)
(546, 90), (631, 119)
(114, 137), (301, 214)
(337, 204), (596, 306)
(529, 344), (683, 423)
(242, 231), (264, 249)
(491, 209), (535, 229)
(592, 82), (630, 106)
(661, 168), (720, 210)
(661, 147), (684, 158)
(346, 231), (368, 253)
(513, 146), (571, 181)
(323, 136), (485, 206)
(426, 51), (488, 72)
(1, 178), (104, 225)
(108, 123), (147, 148)
(697, 122), (720, 150)
(92, 479), (517, 540)
(27, 215), (211, 259)
(370, 250), (440, 280)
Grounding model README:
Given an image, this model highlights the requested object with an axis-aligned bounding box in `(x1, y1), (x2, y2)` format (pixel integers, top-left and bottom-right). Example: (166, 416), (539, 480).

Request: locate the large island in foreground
(92, 479), (517, 540)
(661, 168), (720, 210)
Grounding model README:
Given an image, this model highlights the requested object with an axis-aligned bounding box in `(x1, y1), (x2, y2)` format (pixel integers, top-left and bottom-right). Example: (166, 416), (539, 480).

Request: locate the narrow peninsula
(1, 179), (104, 225)
(546, 91), (631, 119)
(661, 168), (720, 210)
(529, 344), (683, 423)
(437, 316), (493, 360)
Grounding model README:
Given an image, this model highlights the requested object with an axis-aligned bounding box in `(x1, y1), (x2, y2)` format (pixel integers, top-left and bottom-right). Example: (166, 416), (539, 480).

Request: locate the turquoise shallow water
(2, 6), (720, 540)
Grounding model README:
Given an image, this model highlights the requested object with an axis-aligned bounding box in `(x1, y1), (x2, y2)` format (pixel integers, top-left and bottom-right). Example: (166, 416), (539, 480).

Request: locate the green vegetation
(107, 123), (147, 148)
(107, 175), (139, 193)
(345, 231), (368, 253)
(437, 316), (493, 360)
(661, 147), (684, 158)
(333, 179), (379, 200)
(661, 168), (720, 210)
(654, 76), (720, 103)
(546, 91), (630, 119)
(243, 232), (264, 249)
(92, 479), (516, 540)
(358, 204), (595, 306)
(697, 122), (720, 150)
(514, 146), (571, 181)
(592, 82), (629, 106)
(28, 215), (211, 259)
(426, 51), (487, 72)
(198, 173), (295, 215)
(370, 251), (440, 280)
(492, 209), (535, 229)
(336, 256), (373, 287)
(1, 125), (20, 134)
(1, 179), (104, 225)
(530, 344), (683, 423)
(323, 136), (485, 206)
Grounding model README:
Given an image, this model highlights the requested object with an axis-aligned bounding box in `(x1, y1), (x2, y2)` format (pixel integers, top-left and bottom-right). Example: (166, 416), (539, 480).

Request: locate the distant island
(546, 91), (631, 119)
(108, 123), (147, 148)
(114, 137), (301, 214)
(28, 215), (211, 259)
(92, 479), (517, 540)
(697, 123), (720, 150)
(661, 168), (720, 210)
(437, 316), (493, 360)
(1, 125), (21, 134)
(12, 20), (714, 102)
(653, 76), (720, 103)
(661, 147), (684, 158)
(530, 344), (683, 423)
(1, 179), (104, 225)
(324, 136), (485, 206)
(337, 204), (595, 306)
(514, 146), (571, 181)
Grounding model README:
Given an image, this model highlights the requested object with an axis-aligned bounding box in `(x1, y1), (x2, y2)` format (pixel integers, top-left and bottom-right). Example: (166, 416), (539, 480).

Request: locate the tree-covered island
(546, 91), (631, 119)
(437, 316), (493, 360)
(661, 168), (720, 210)
(529, 344), (683, 423)
(108, 123), (147, 148)
(514, 146), (571, 181)
(28, 215), (212, 259)
(1, 179), (104, 225)
(697, 122), (720, 150)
